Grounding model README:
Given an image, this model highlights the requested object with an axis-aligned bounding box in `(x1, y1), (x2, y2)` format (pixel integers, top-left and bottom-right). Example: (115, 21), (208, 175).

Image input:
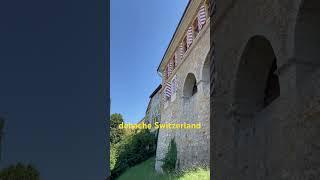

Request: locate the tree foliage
(110, 129), (157, 179)
(0, 163), (39, 180)
(110, 113), (125, 144)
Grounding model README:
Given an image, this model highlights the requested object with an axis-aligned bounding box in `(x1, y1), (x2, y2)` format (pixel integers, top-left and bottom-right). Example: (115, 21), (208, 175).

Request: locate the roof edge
(149, 84), (162, 98)
(156, 0), (192, 72)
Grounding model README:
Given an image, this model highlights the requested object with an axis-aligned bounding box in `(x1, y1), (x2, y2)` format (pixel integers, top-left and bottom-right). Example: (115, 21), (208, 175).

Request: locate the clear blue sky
(111, 0), (189, 123)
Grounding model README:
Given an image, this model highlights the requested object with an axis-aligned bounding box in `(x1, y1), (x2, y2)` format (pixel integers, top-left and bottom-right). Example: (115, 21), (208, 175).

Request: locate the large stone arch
(234, 35), (280, 115)
(232, 35), (279, 179)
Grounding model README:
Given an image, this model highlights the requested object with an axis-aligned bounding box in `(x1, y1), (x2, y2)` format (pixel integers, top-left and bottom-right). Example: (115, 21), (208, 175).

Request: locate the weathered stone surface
(155, 19), (211, 172)
(210, 0), (320, 179)
(145, 85), (161, 128)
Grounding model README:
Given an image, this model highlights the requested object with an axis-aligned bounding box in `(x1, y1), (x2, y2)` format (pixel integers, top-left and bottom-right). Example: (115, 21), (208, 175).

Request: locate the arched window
(235, 35), (280, 113)
(192, 81), (198, 95)
(183, 73), (197, 97)
(263, 58), (280, 107)
(193, 18), (200, 38)
(233, 35), (280, 177)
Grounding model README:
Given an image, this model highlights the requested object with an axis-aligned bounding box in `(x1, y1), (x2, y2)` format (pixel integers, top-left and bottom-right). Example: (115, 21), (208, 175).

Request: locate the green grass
(116, 157), (210, 180)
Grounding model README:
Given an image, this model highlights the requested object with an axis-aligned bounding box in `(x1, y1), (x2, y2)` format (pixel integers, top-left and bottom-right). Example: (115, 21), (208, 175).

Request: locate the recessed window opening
(234, 35), (279, 115)
(193, 19), (200, 38)
(183, 73), (197, 98)
(192, 81), (197, 95)
(263, 58), (280, 107)
(183, 37), (188, 53)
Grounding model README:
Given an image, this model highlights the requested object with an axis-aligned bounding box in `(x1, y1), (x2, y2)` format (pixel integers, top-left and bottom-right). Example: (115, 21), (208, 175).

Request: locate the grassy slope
(116, 157), (210, 180)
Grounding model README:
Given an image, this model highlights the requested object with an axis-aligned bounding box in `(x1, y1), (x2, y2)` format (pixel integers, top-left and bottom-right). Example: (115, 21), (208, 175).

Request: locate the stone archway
(183, 73), (198, 98)
(233, 35), (279, 179)
(234, 35), (280, 114)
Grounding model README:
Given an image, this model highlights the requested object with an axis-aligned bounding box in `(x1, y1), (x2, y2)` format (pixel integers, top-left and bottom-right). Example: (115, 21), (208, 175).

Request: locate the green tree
(0, 163), (39, 180)
(110, 129), (157, 179)
(110, 113), (124, 144)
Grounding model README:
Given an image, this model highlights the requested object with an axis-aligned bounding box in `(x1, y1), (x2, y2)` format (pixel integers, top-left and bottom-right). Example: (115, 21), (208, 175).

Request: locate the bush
(161, 138), (177, 173)
(110, 129), (157, 179)
(0, 163), (39, 180)
(110, 145), (118, 171)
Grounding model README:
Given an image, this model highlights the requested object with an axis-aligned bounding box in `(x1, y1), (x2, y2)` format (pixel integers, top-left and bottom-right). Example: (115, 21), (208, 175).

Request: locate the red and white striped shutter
(165, 81), (172, 97)
(180, 42), (184, 59)
(186, 26), (193, 48)
(172, 75), (177, 94)
(198, 5), (207, 30)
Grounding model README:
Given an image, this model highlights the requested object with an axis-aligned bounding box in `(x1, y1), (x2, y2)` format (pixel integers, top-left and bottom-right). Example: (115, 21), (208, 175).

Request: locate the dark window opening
(193, 19), (199, 38)
(183, 73), (197, 98)
(166, 66), (169, 79)
(192, 81), (197, 95)
(263, 58), (280, 107)
(183, 37), (188, 53)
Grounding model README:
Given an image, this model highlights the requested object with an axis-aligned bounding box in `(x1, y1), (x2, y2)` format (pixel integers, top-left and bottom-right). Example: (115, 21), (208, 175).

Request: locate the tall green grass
(116, 157), (210, 180)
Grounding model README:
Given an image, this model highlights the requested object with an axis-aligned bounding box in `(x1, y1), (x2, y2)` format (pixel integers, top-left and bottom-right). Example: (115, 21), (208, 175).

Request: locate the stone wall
(146, 89), (161, 126)
(210, 0), (320, 179)
(155, 21), (211, 172)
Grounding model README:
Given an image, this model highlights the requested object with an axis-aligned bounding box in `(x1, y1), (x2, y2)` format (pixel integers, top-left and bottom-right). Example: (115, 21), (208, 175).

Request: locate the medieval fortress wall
(149, 0), (320, 178)
(145, 86), (161, 126)
(148, 0), (320, 178)
(155, 0), (210, 172)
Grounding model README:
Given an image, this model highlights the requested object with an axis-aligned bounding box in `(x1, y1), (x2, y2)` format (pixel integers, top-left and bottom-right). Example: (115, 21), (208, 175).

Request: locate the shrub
(110, 145), (118, 171)
(161, 138), (177, 173)
(0, 163), (39, 180)
(110, 129), (157, 179)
